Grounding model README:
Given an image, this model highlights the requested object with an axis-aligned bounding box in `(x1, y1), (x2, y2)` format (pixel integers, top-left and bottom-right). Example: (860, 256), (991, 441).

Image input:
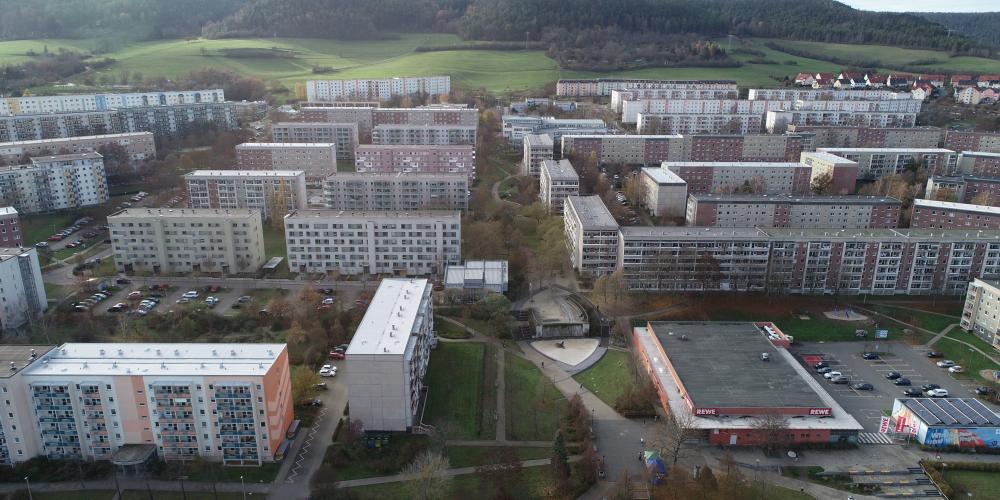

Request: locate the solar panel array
(902, 398), (1000, 426)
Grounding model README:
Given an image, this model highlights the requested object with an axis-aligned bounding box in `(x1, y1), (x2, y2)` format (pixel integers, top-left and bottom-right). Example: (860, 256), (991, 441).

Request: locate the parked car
(322, 297), (336, 305)
(902, 388), (924, 397)
(314, 383), (328, 391)
(176, 297), (190, 304)
(926, 351), (944, 358)
(116, 277), (131, 284)
(885, 371), (901, 380)
(319, 365), (337, 377)
(852, 383), (874, 391)
(328, 351), (345, 360)
(205, 296), (219, 308)
(34, 242), (48, 248)
(107, 303), (128, 313)
(205, 285), (221, 293)
(862, 352), (879, 360)
(817, 367), (833, 374)
(975, 386), (996, 395)
(893, 378), (912, 386)
(921, 384), (941, 392)
(823, 371), (842, 379)
(181, 290), (199, 299)
(813, 361), (829, 370)
(127, 291), (143, 300)
(926, 388), (950, 398)
(936, 360), (956, 368)
(237, 295), (253, 303)
(830, 376), (849, 384)
(948, 365), (964, 373)
(310, 398), (323, 407)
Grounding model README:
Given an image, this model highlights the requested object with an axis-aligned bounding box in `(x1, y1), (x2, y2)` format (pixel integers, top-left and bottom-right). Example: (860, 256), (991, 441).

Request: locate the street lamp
(241, 475), (247, 500)
(24, 476), (32, 500)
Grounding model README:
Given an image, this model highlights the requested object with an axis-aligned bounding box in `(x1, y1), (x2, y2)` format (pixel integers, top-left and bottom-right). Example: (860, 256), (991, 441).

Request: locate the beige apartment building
(322, 172), (468, 212)
(372, 124), (476, 146)
(539, 159), (579, 214)
(641, 167), (688, 218)
(817, 147), (957, 179)
(270, 122), (358, 160)
(235, 143), (338, 182)
(637, 113), (764, 136)
(522, 134), (554, 177)
(786, 125), (944, 150)
(564, 196), (620, 277)
(961, 279), (1000, 352)
(561, 134), (803, 165)
(685, 194), (902, 228)
(0, 132), (155, 165)
(108, 208), (265, 275)
(354, 144), (475, 179)
(184, 170), (308, 219)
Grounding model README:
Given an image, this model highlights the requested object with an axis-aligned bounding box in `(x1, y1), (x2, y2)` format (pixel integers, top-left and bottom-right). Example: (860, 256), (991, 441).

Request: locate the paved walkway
(926, 323), (962, 346)
(335, 456), (580, 489)
(0, 477), (270, 495)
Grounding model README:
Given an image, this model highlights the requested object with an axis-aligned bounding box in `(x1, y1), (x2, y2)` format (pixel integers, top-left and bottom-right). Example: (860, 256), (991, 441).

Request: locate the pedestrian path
(858, 432), (895, 445)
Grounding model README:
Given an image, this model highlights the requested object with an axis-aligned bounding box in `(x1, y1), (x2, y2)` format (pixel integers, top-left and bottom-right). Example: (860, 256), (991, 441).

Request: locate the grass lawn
(21, 212), (80, 246)
(768, 39), (1000, 74)
(152, 460), (281, 483)
(337, 160), (356, 172)
(931, 330), (1000, 383)
(33, 492), (244, 500)
(43, 282), (74, 301)
(422, 343), (490, 439)
(751, 484), (815, 500)
(261, 225), (287, 259)
(573, 350), (634, 409)
(444, 445), (549, 468)
(332, 433), (430, 481)
(705, 308), (908, 343)
(344, 463), (549, 499)
(505, 354), (567, 441)
(942, 470), (1000, 498)
(435, 316), (471, 339)
(865, 305), (960, 334)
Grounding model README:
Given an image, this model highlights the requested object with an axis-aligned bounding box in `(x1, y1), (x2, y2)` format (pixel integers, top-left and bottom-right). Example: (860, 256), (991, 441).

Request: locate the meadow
(768, 39), (1000, 74)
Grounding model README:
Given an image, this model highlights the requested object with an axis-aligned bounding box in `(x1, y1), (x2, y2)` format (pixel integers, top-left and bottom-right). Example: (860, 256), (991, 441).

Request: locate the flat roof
(818, 148), (955, 154)
(285, 209), (460, 220)
(24, 343), (285, 377)
(109, 208), (260, 219)
(355, 144), (474, 151)
(664, 161), (802, 168)
(961, 151), (1000, 158)
(800, 151), (859, 164)
(0, 345), (55, 378)
(0, 132), (152, 146)
(620, 226), (1000, 242)
(324, 171), (468, 181)
(272, 121), (357, 128)
(347, 279), (429, 356)
(541, 159), (579, 180)
(914, 198), (1000, 214)
(566, 196), (618, 230)
(930, 174), (1000, 184)
(563, 134), (682, 140)
(647, 322), (825, 410)
(185, 170), (304, 178)
(900, 398), (1000, 427)
(0, 206), (17, 216)
(29, 152), (103, 162)
(444, 260), (508, 288)
(236, 142), (335, 148)
(524, 134), (554, 147)
(642, 167), (686, 186)
(690, 194), (901, 205)
(373, 124), (475, 130)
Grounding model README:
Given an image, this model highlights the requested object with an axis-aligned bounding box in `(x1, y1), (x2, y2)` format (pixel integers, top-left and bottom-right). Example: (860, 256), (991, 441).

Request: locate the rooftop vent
(9, 362), (16, 371)
(99, 349), (106, 356)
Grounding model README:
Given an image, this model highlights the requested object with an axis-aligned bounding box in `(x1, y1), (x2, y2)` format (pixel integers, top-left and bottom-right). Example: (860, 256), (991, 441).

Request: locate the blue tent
(643, 451), (667, 484)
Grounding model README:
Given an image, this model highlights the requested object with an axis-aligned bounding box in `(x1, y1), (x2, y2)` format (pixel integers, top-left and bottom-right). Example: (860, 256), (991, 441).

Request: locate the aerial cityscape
(1, 1), (1000, 499)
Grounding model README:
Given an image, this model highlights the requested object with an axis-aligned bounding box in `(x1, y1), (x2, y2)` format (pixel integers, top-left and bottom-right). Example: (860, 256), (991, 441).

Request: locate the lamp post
(179, 475), (188, 500)
(24, 477), (32, 500)
(241, 475), (247, 500)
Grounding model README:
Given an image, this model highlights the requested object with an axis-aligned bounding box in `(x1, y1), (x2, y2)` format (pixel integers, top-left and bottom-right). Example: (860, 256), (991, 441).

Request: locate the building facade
(235, 143), (338, 182)
(961, 278), (1000, 351)
(354, 145), (475, 179)
(539, 159), (580, 214)
(306, 77), (450, 101)
(346, 279), (434, 432)
(270, 122), (358, 160)
(564, 196), (620, 277)
(891, 398), (1000, 450)
(910, 199), (1000, 229)
(0, 153), (109, 214)
(0, 247), (46, 331)
(816, 148), (957, 179)
(925, 175), (1000, 205)
(185, 170), (308, 219)
(0, 207), (21, 247)
(944, 130), (1000, 154)
(284, 210), (461, 276)
(641, 167), (688, 218)
(0, 90), (225, 116)
(686, 194), (902, 228)
(636, 113), (763, 136)
(956, 151), (1000, 177)
(0, 132), (155, 166)
(501, 116), (611, 145)
(371, 125), (476, 146)
(522, 134), (554, 177)
(555, 79), (737, 97)
(322, 172), (468, 212)
(561, 134), (803, 166)
(108, 208), (266, 275)
(786, 125), (944, 150)
(663, 152), (858, 197)
(765, 110), (918, 133)
(610, 88), (738, 111)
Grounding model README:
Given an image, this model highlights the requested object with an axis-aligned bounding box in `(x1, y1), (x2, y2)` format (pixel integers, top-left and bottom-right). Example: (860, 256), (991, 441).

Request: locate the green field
(422, 342), (490, 439)
(444, 445), (549, 468)
(769, 39), (1000, 74)
(866, 305), (960, 334)
(931, 330), (1000, 383)
(573, 349), (635, 408)
(505, 354), (567, 441)
(942, 470), (1000, 498)
(344, 464), (549, 499)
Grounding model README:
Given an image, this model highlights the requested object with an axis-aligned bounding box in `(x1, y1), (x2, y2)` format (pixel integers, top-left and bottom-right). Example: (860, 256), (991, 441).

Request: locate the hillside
(917, 12), (1000, 49)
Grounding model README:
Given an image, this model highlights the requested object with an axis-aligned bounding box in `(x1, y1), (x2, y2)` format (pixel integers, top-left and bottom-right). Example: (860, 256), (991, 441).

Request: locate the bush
(0, 457), (112, 482)
(614, 383), (657, 417)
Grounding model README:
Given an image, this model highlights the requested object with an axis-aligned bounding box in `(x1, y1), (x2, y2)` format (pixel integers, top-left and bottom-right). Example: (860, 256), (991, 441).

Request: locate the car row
(45, 217), (93, 243)
(72, 290), (114, 311)
(129, 191), (149, 203)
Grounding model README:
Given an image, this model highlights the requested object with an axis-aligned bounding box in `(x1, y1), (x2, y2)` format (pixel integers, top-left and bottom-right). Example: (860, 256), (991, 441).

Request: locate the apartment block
(641, 167), (688, 218)
(270, 122), (358, 160)
(636, 113), (764, 136)
(0, 247), (46, 331)
(0, 132), (155, 166)
(298, 101), (379, 109)
(564, 196), (620, 277)
(346, 279), (433, 431)
(501, 116), (611, 145)
(16, 342), (294, 464)
(944, 130), (1000, 154)
(235, 143), (337, 183)
(0, 345), (55, 464)
(911, 199), (1000, 229)
(685, 194), (901, 228)
(284, 210), (461, 276)
(561, 134), (803, 165)
(509, 98), (578, 113)
(539, 159), (579, 214)
(956, 151), (1000, 177)
(748, 88), (913, 101)
(610, 88), (738, 112)
(799, 151), (862, 194)
(354, 145), (475, 179)
(817, 148), (957, 179)
(765, 110), (918, 133)
(621, 98), (778, 125)
(299, 107), (476, 141)
(305, 76), (450, 101)
(663, 152), (858, 197)
(185, 170), (307, 219)
(786, 125), (944, 150)
(0, 153), (109, 214)
(0, 89), (224, 115)
(322, 172), (468, 212)
(556, 79), (737, 97)
(617, 226), (1000, 295)
(299, 107), (376, 140)
(108, 208), (265, 275)
(0, 207), (21, 247)
(960, 279), (1000, 352)
(372, 124), (476, 146)
(925, 175), (1000, 205)
(522, 134), (554, 177)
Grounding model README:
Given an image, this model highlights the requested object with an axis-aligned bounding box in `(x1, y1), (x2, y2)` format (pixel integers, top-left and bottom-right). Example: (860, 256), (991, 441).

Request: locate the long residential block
(354, 145), (475, 179)
(610, 88), (738, 111)
(0, 153), (108, 214)
(561, 134), (803, 165)
(816, 148), (957, 179)
(636, 113), (763, 136)
(108, 208), (265, 275)
(956, 151), (1000, 177)
(346, 278), (434, 431)
(748, 88), (914, 101)
(270, 122), (358, 160)
(663, 152), (858, 196)
(961, 279), (1000, 352)
(556, 79), (737, 97)
(372, 124), (476, 146)
(786, 125), (944, 150)
(502, 116), (610, 145)
(322, 172), (468, 212)
(184, 170), (308, 219)
(539, 159), (579, 214)
(765, 109), (918, 133)
(284, 210), (461, 276)
(0, 132), (155, 165)
(235, 143), (337, 182)
(522, 134), (554, 176)
(0, 89), (224, 115)
(685, 194), (902, 228)
(911, 199), (1000, 229)
(0, 247), (46, 332)
(299, 107), (476, 141)
(564, 196), (620, 277)
(306, 76), (450, 101)
(944, 130), (1000, 154)
(926, 175), (1000, 205)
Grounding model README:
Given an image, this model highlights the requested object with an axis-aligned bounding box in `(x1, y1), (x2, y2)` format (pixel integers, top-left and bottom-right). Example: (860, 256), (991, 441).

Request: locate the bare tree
(752, 414), (791, 453)
(648, 411), (699, 466)
(810, 171), (835, 195)
(403, 450), (451, 500)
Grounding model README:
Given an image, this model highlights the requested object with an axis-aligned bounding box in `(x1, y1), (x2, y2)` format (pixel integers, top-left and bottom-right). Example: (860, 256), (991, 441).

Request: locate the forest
(918, 12), (1000, 50)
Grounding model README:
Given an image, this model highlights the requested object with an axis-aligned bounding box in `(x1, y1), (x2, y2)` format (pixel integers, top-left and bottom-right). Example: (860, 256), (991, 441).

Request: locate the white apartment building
(501, 116), (611, 145)
(0, 345), (54, 465)
(622, 99), (779, 125)
(539, 159), (579, 214)
(564, 196), (619, 277)
(16, 342), (294, 464)
(685, 194), (902, 228)
(322, 172), (468, 212)
(346, 278), (434, 432)
(284, 210), (461, 276)
(372, 124), (476, 146)
(235, 143), (338, 182)
(108, 208), (265, 275)
(354, 145), (476, 179)
(641, 167), (688, 218)
(270, 122), (358, 160)
(637, 113), (764, 136)
(0, 152), (108, 214)
(0, 132), (155, 165)
(961, 279), (1000, 352)
(522, 134), (554, 177)
(0, 89), (225, 116)
(0, 247), (46, 332)
(610, 88), (738, 112)
(556, 78), (737, 97)
(817, 147), (958, 179)
(306, 77), (450, 101)
(184, 170), (308, 219)
(765, 110), (918, 133)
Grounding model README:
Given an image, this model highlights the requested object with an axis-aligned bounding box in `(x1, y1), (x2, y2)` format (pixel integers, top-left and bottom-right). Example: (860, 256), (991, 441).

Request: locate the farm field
(768, 39), (1000, 74)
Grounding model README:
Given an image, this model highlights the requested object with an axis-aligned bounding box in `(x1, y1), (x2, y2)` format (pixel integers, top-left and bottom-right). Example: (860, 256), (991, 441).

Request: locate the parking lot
(791, 341), (981, 432)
